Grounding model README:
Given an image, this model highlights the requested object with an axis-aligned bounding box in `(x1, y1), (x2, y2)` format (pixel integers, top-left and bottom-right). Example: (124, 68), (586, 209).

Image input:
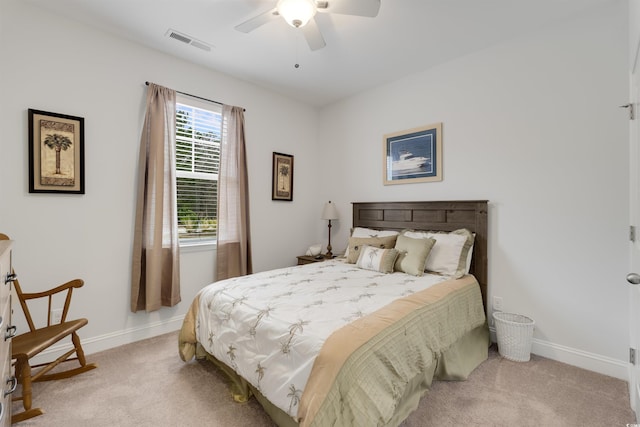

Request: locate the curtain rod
(145, 81), (245, 111)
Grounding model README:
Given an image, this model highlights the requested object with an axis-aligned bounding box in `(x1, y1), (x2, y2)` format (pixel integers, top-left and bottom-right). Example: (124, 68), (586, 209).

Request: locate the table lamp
(321, 201), (339, 258)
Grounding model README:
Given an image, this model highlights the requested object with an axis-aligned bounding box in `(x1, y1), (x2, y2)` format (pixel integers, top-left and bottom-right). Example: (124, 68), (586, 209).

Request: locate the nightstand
(296, 255), (327, 265)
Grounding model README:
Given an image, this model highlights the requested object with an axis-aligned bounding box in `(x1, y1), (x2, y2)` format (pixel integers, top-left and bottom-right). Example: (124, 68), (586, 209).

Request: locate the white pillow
(465, 243), (474, 274)
(403, 229), (474, 278)
(344, 228), (400, 258)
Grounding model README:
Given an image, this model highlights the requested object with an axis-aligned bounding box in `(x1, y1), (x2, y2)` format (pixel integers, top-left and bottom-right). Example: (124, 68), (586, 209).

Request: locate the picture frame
(272, 152), (293, 201)
(383, 123), (442, 185)
(28, 109), (85, 194)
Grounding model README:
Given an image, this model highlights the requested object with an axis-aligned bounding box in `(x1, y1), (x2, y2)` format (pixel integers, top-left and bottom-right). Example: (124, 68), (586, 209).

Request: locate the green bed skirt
(197, 322), (489, 427)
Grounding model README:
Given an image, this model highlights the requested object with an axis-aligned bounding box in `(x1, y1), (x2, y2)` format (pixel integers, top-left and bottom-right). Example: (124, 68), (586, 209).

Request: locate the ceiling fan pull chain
(294, 30), (301, 69)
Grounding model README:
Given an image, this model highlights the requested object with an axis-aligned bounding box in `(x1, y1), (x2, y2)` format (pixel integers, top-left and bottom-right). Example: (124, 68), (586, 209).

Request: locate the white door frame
(630, 72), (639, 417)
(629, 0), (640, 416)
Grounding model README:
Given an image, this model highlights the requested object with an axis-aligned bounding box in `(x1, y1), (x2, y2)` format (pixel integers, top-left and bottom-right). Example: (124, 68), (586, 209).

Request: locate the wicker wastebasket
(492, 312), (535, 362)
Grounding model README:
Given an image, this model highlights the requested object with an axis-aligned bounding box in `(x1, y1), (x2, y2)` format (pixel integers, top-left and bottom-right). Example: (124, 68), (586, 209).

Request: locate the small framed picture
(272, 152), (293, 201)
(383, 123), (442, 185)
(28, 109), (85, 194)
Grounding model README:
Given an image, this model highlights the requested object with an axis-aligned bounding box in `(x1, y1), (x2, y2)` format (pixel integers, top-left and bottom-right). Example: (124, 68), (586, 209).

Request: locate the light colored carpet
(11, 331), (635, 426)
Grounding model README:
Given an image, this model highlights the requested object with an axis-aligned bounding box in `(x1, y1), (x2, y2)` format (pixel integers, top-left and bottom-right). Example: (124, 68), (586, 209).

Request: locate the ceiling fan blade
(301, 18), (326, 51)
(235, 7), (279, 33)
(316, 0), (380, 17)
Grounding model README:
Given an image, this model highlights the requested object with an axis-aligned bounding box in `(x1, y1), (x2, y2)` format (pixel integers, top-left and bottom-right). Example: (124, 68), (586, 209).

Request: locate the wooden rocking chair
(0, 234), (97, 423)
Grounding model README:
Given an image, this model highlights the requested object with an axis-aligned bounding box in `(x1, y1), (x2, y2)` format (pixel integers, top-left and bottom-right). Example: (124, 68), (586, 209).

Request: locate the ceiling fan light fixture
(277, 0), (317, 28)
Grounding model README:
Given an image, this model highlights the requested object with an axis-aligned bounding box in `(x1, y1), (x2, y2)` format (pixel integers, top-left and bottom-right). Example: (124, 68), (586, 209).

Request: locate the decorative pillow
(393, 234), (436, 276)
(402, 228), (475, 278)
(344, 228), (400, 258)
(346, 235), (398, 264)
(350, 227), (400, 239)
(355, 245), (399, 274)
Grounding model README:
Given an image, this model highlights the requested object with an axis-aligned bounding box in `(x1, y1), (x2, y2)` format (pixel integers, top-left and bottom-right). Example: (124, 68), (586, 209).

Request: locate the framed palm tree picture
(272, 152), (293, 201)
(28, 109), (85, 194)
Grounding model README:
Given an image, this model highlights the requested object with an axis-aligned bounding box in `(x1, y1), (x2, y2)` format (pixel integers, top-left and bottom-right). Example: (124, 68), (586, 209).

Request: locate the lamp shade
(277, 0), (317, 28)
(321, 201), (339, 221)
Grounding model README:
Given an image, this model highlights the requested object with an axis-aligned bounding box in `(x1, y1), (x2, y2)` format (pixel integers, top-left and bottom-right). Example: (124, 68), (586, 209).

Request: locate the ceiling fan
(235, 0), (381, 51)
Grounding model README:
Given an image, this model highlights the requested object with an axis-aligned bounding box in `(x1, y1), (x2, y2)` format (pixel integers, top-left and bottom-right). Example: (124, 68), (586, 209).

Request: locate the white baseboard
(30, 315), (186, 366)
(490, 327), (629, 381)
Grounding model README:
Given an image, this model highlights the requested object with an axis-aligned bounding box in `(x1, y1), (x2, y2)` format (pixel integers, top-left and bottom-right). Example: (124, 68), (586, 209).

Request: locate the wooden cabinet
(296, 255), (327, 265)
(0, 240), (15, 426)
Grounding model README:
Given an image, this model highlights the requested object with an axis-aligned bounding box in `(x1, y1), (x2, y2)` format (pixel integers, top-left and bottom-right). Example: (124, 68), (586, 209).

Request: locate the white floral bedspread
(196, 259), (448, 418)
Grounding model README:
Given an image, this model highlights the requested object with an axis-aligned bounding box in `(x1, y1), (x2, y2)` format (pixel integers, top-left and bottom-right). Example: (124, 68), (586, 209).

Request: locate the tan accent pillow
(393, 234), (436, 276)
(346, 235), (398, 264)
(355, 245), (399, 274)
(344, 228), (400, 258)
(402, 228), (475, 278)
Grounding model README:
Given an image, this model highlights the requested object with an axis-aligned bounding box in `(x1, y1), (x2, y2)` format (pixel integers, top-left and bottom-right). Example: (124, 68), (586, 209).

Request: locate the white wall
(0, 0), (322, 354)
(318, 2), (630, 378)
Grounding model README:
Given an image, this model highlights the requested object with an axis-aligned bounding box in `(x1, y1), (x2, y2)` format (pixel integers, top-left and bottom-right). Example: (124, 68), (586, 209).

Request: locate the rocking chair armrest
(20, 279), (85, 301)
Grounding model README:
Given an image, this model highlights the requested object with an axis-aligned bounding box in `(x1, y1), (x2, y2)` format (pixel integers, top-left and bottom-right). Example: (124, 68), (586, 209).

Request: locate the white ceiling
(24, 0), (615, 107)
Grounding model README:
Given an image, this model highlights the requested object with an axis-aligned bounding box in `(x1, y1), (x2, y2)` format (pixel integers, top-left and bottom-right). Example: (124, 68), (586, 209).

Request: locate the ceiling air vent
(165, 29), (213, 52)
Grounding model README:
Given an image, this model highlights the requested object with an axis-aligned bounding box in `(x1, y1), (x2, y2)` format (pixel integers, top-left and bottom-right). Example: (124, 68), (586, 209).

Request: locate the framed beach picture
(383, 123), (442, 185)
(272, 152), (293, 201)
(28, 109), (85, 194)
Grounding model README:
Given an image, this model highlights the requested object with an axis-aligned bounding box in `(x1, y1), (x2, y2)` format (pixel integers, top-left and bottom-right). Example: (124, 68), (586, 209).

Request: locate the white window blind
(176, 101), (221, 244)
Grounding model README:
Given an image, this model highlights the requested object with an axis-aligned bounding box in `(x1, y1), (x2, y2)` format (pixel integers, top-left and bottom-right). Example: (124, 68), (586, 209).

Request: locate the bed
(179, 200), (489, 427)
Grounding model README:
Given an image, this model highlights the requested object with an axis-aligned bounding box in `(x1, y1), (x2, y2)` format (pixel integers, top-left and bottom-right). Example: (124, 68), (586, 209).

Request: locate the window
(175, 99), (221, 244)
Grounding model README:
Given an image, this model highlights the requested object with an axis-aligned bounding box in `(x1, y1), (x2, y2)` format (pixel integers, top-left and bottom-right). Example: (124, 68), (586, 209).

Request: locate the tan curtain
(216, 105), (252, 280)
(131, 83), (181, 312)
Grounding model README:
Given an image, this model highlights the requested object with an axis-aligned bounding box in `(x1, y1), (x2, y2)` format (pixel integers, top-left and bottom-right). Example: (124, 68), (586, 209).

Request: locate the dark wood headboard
(352, 200), (488, 307)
